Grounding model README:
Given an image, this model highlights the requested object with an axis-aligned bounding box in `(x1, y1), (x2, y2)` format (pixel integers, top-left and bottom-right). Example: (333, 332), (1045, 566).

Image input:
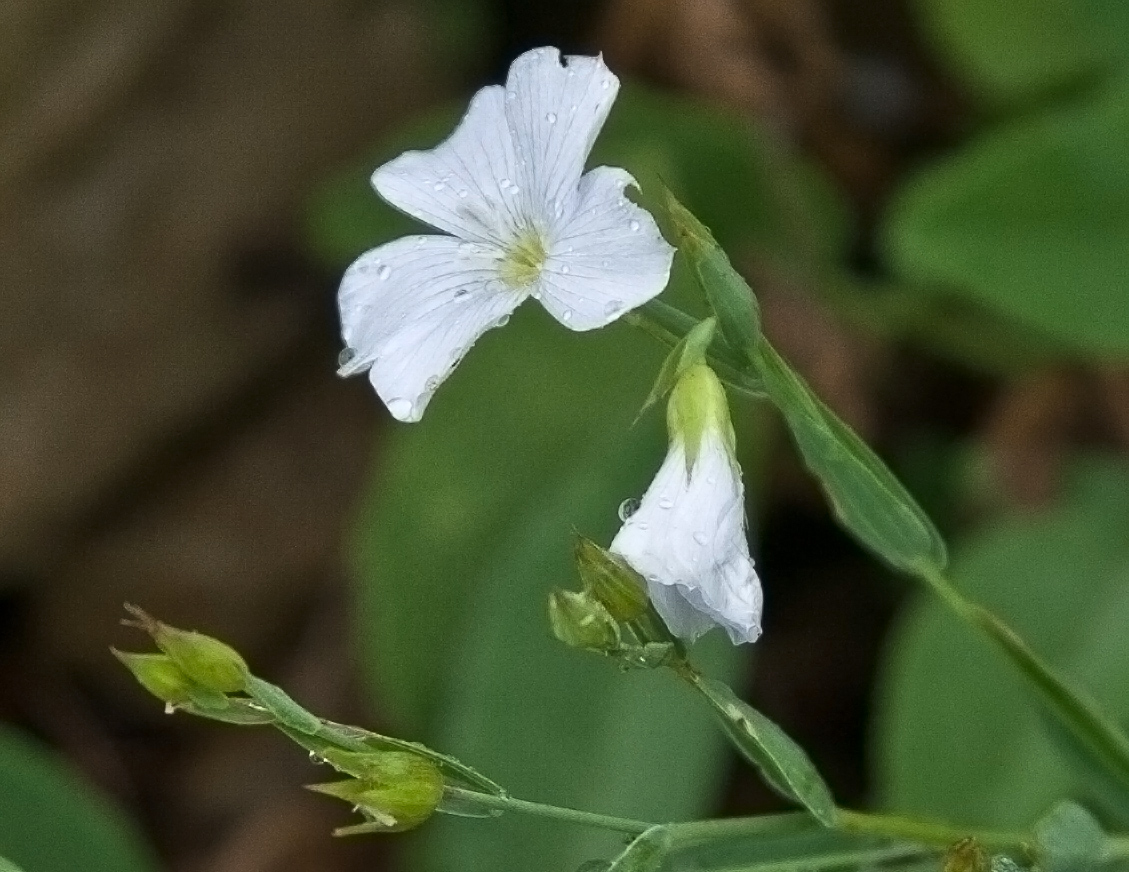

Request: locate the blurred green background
(1, 1), (1127, 870)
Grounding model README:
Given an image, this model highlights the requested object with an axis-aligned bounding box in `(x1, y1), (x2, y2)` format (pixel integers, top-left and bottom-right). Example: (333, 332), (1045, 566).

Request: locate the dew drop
(531, 290), (542, 300)
(646, 573), (660, 583)
(433, 181), (445, 191)
(570, 103), (578, 114)
(377, 264), (391, 280)
(600, 259), (609, 267)
(565, 245), (574, 253)
(337, 347), (357, 368)
(629, 219), (641, 232)
(561, 308), (573, 322)
(658, 496), (674, 509)
(499, 177), (511, 188)
(545, 112), (557, 124)
(414, 237), (426, 247)
(506, 89), (517, 101)
(618, 498), (640, 521)
(706, 475), (717, 486)
(495, 314), (511, 327)
(425, 376), (439, 391)
(458, 242), (477, 256)
(560, 264), (570, 274)
(602, 78), (612, 90)
(636, 522), (649, 531)
(386, 398), (414, 419)
(693, 531), (709, 546)
(457, 188), (469, 198)
(453, 288), (469, 298)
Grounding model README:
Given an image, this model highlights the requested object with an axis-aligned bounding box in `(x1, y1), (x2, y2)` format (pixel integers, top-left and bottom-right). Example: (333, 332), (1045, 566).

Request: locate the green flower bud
(944, 839), (990, 872)
(123, 604), (248, 693)
(667, 364), (735, 468)
(574, 536), (648, 621)
(307, 752), (444, 833)
(548, 589), (620, 652)
(111, 650), (194, 705)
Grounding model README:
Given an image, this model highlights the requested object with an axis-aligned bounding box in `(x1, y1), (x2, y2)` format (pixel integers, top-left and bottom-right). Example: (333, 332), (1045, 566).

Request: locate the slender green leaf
(607, 826), (674, 872)
(0, 723), (159, 872)
(884, 78), (1129, 357)
(639, 317), (718, 418)
(753, 341), (947, 575)
(244, 676), (323, 734)
(1032, 802), (1105, 872)
(689, 675), (836, 826)
(877, 456), (1129, 827)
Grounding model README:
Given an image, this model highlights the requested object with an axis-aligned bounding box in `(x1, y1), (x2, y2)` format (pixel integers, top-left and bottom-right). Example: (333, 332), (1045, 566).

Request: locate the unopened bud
(667, 364), (735, 467)
(123, 604), (248, 693)
(548, 589), (620, 652)
(574, 536), (648, 621)
(112, 650), (193, 705)
(307, 752), (443, 833)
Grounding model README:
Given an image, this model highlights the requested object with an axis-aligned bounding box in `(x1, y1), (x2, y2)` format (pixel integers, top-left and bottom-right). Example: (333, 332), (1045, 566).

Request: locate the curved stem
(442, 786), (653, 836)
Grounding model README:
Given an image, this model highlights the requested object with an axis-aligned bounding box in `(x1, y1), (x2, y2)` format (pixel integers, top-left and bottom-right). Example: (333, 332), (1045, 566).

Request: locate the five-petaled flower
(611, 364), (763, 644)
(337, 46), (675, 422)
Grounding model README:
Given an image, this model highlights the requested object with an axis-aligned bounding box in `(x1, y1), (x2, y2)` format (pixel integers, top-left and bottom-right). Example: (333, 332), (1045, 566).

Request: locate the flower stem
(835, 809), (1029, 856)
(442, 786), (654, 836)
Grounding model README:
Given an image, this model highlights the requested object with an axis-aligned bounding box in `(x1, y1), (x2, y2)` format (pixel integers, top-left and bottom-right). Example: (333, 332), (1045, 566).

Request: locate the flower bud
(123, 605), (248, 693)
(548, 589), (620, 652)
(574, 536), (648, 621)
(111, 650), (194, 705)
(667, 363), (735, 467)
(307, 752), (444, 833)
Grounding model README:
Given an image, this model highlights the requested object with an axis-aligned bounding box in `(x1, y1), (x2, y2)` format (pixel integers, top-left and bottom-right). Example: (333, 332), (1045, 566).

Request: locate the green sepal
(688, 673), (837, 826)
(661, 188), (761, 366)
(111, 650), (194, 705)
(307, 752), (443, 833)
(122, 604), (248, 693)
(667, 363), (735, 470)
(548, 589), (621, 653)
(638, 317), (718, 421)
(752, 341), (947, 576)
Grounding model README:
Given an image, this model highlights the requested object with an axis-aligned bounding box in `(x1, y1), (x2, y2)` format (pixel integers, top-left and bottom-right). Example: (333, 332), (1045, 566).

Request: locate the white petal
(611, 432), (763, 644)
(504, 47), (619, 215)
(536, 167), (674, 330)
(372, 86), (524, 245)
(337, 235), (524, 422)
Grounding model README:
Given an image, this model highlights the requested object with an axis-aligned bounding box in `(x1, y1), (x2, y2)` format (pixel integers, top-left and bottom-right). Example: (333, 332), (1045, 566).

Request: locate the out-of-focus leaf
(1032, 801), (1105, 872)
(912, 0), (1129, 106)
(0, 723), (159, 872)
(689, 676), (836, 826)
(349, 308), (750, 872)
(753, 342), (947, 576)
(875, 456), (1129, 828)
(0, 859), (25, 872)
(883, 79), (1129, 358)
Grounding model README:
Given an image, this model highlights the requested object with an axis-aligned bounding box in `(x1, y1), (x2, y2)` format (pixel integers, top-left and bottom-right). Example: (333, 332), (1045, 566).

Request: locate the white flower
(611, 365), (762, 644)
(337, 46), (675, 422)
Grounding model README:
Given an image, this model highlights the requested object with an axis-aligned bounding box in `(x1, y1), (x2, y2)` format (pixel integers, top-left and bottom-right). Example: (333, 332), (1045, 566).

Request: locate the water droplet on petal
(658, 496), (674, 509)
(602, 79), (611, 90)
(424, 376), (439, 391)
(433, 181), (445, 191)
(706, 475), (717, 486)
(637, 522), (649, 531)
(499, 177), (511, 188)
(337, 347), (357, 368)
(377, 264), (391, 280)
(693, 531), (708, 545)
(506, 89), (517, 101)
(415, 237), (426, 247)
(458, 242), (477, 256)
(629, 219), (641, 232)
(618, 498), (640, 521)
(545, 112), (557, 124)
(569, 103), (578, 114)
(560, 264), (570, 274)
(386, 398), (414, 419)
(600, 259), (609, 267)
(604, 299), (623, 316)
(531, 290), (542, 300)
(453, 288), (469, 298)
(561, 309), (573, 322)
(495, 314), (511, 327)
(646, 573), (660, 583)
(457, 189), (469, 198)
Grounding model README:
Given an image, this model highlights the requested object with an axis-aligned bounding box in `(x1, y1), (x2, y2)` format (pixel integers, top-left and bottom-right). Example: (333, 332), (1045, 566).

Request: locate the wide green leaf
(876, 456), (1129, 827)
(911, 0), (1129, 106)
(883, 78), (1129, 358)
(753, 341), (947, 576)
(0, 723), (159, 872)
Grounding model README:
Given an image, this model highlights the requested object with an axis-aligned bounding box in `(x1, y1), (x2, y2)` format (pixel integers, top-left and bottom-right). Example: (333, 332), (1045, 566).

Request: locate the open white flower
(611, 364), (762, 644)
(337, 46), (675, 422)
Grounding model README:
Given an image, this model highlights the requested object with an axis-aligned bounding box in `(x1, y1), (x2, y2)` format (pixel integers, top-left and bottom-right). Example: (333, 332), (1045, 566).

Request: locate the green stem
(836, 809), (1028, 856)
(442, 786), (654, 836)
(712, 844), (930, 872)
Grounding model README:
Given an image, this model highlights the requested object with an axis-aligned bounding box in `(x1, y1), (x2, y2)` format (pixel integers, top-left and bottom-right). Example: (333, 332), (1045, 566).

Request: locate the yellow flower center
(498, 230), (547, 288)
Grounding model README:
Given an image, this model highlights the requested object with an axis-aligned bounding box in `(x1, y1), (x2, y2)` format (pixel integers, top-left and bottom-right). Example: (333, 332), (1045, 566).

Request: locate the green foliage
(883, 77), (1129, 358)
(911, 0), (1129, 105)
(0, 723), (159, 872)
(876, 457), (1129, 827)
(687, 674), (837, 827)
(753, 341), (948, 576)
(1032, 801), (1106, 872)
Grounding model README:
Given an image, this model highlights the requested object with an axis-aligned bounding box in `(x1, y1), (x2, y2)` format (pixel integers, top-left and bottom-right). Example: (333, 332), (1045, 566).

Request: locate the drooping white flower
(611, 364), (762, 644)
(337, 46), (675, 422)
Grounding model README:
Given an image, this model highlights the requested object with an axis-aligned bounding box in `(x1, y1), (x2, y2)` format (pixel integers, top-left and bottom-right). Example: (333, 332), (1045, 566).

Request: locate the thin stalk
(712, 844), (931, 872)
(836, 810), (1028, 856)
(442, 786), (653, 836)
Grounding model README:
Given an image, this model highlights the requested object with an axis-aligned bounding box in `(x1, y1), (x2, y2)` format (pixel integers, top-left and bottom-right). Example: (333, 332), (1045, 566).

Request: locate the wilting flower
(337, 46), (674, 421)
(611, 364), (762, 644)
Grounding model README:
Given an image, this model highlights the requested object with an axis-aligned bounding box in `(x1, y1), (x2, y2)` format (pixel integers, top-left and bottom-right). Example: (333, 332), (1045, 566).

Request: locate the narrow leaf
(607, 826), (674, 872)
(244, 676), (323, 734)
(1032, 801), (1106, 872)
(753, 341), (947, 575)
(638, 317), (718, 418)
(689, 675), (836, 826)
(661, 189), (762, 365)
